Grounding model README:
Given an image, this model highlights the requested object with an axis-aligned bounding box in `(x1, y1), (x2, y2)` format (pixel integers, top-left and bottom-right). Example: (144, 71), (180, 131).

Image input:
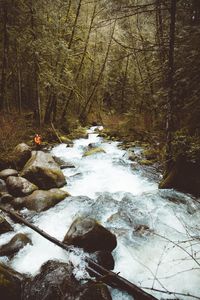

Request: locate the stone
(0, 233), (32, 257)
(91, 251), (115, 270)
(63, 217), (117, 253)
(13, 189), (70, 212)
(0, 193), (14, 204)
(80, 283), (112, 300)
(6, 176), (38, 197)
(0, 215), (13, 234)
(0, 169), (18, 180)
(0, 263), (25, 300)
(0, 179), (6, 193)
(21, 151), (66, 189)
(82, 147), (106, 157)
(12, 143), (32, 170)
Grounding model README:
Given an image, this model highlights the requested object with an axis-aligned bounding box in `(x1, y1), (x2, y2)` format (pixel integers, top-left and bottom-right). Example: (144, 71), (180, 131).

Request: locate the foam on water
(0, 126), (200, 299)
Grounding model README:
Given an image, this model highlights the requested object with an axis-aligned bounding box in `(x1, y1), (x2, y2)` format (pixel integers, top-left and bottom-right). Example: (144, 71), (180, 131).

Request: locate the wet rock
(80, 283), (112, 300)
(134, 225), (153, 236)
(13, 188), (70, 212)
(0, 263), (25, 300)
(91, 251), (115, 270)
(83, 147), (106, 157)
(0, 215), (13, 234)
(0, 169), (18, 180)
(23, 260), (79, 300)
(6, 176), (38, 197)
(53, 156), (75, 169)
(0, 179), (7, 193)
(63, 217), (117, 253)
(21, 151), (66, 189)
(12, 143), (32, 170)
(0, 233), (32, 257)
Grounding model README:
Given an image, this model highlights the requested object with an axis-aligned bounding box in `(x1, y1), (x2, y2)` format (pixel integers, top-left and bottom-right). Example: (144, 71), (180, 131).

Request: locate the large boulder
(83, 147), (106, 157)
(23, 260), (112, 300)
(0, 169), (18, 180)
(63, 217), (117, 253)
(13, 188), (70, 212)
(0, 214), (13, 234)
(12, 143), (32, 170)
(0, 233), (32, 257)
(0, 263), (25, 300)
(21, 151), (66, 189)
(23, 260), (79, 300)
(0, 179), (7, 193)
(91, 251), (115, 270)
(6, 176), (38, 197)
(159, 157), (200, 196)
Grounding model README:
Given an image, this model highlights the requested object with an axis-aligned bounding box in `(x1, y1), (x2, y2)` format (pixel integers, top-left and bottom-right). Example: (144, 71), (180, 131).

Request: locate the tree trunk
(80, 20), (116, 121)
(165, 0), (177, 168)
(121, 56), (129, 112)
(0, 1), (8, 112)
(61, 3), (97, 120)
(68, 0), (82, 49)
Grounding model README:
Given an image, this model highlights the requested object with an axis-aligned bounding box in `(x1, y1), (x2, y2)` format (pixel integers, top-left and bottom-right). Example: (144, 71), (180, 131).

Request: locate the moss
(143, 148), (159, 160)
(83, 147), (106, 157)
(139, 159), (155, 166)
(68, 126), (88, 140)
(60, 135), (72, 144)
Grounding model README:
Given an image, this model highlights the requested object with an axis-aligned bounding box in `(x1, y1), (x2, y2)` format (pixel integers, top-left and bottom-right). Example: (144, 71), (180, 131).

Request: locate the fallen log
(0, 206), (157, 300)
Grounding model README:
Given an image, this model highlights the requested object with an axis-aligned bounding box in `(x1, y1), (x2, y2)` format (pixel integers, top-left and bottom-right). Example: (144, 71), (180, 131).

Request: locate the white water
(1, 126), (200, 299)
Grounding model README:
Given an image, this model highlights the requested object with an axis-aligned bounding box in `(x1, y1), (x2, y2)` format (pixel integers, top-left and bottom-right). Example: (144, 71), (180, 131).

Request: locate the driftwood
(0, 206), (157, 300)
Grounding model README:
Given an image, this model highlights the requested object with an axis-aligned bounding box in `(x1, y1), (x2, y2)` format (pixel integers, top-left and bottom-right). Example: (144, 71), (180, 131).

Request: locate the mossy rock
(68, 126), (88, 140)
(143, 148), (159, 160)
(60, 135), (73, 144)
(139, 159), (155, 166)
(83, 147), (106, 157)
(0, 215), (13, 234)
(0, 233), (32, 257)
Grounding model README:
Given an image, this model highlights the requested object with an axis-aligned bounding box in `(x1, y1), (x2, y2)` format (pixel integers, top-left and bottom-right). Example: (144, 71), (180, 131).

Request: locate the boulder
(0, 169), (18, 180)
(0, 215), (13, 234)
(91, 251), (115, 270)
(0, 192), (14, 204)
(13, 189), (70, 212)
(23, 260), (79, 300)
(80, 283), (112, 300)
(23, 260), (112, 300)
(53, 156), (76, 169)
(0, 179), (7, 193)
(12, 143), (32, 170)
(159, 157), (200, 196)
(6, 176), (38, 197)
(0, 263), (25, 300)
(63, 217), (117, 252)
(21, 151), (66, 189)
(83, 147), (106, 157)
(0, 233), (32, 257)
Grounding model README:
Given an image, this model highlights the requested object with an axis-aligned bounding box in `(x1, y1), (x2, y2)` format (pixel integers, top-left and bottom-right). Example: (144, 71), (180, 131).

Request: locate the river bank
(0, 126), (200, 300)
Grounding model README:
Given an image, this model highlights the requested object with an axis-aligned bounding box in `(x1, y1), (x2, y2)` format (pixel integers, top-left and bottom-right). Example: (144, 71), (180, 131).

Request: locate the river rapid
(0, 126), (200, 300)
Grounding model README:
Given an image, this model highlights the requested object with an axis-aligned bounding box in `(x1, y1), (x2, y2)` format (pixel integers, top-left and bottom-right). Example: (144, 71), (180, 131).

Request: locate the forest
(0, 1), (200, 300)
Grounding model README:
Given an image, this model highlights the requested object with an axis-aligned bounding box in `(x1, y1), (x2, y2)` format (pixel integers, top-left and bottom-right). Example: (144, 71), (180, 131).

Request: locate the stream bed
(0, 126), (200, 299)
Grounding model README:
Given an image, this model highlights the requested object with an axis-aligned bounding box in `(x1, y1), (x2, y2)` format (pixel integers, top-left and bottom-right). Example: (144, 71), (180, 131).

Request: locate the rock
(12, 143), (32, 170)
(0, 263), (25, 300)
(0, 179), (6, 193)
(63, 217), (117, 253)
(23, 260), (79, 300)
(91, 251), (115, 270)
(60, 135), (73, 145)
(0, 169), (18, 180)
(23, 260), (112, 300)
(139, 159), (154, 166)
(0, 233), (32, 257)
(159, 157), (200, 196)
(53, 156), (76, 169)
(0, 215), (13, 234)
(0, 193), (14, 204)
(6, 176), (38, 197)
(13, 189), (70, 212)
(143, 148), (159, 160)
(80, 283), (112, 300)
(21, 151), (66, 189)
(83, 147), (106, 157)
(127, 151), (137, 161)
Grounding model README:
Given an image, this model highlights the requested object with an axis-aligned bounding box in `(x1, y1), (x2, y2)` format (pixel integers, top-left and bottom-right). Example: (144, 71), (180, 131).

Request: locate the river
(0, 126), (200, 299)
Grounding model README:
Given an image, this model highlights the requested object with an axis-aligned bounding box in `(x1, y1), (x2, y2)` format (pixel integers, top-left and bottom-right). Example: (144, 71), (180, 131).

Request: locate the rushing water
(0, 126), (200, 299)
